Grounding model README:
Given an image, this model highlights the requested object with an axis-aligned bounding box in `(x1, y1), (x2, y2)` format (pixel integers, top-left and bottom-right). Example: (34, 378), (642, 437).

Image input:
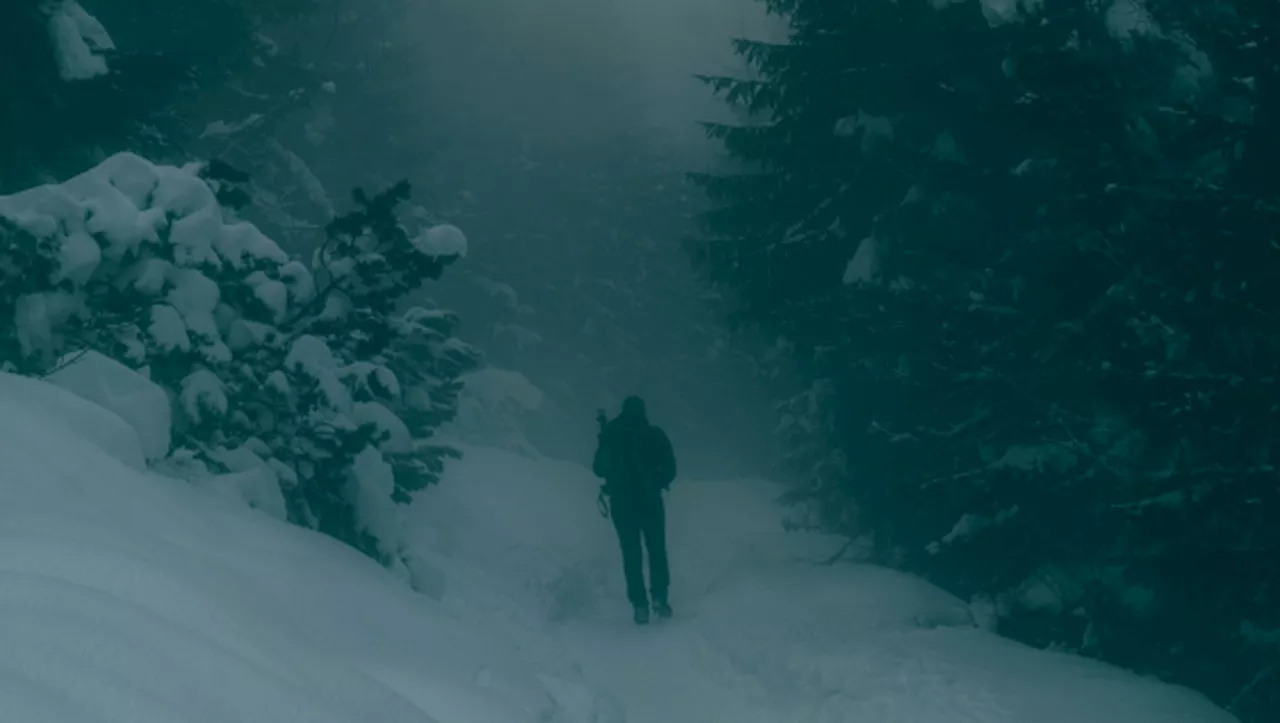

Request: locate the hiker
(593, 395), (677, 625)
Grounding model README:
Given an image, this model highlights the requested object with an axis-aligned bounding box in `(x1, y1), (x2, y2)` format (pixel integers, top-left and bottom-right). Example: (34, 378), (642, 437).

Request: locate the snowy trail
(545, 494), (999, 723)
(418, 447), (1238, 723)
(537, 488), (828, 723)
(554, 616), (774, 723)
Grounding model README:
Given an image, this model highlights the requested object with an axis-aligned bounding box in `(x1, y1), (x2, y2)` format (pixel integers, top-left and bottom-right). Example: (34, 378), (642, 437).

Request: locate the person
(592, 395), (677, 625)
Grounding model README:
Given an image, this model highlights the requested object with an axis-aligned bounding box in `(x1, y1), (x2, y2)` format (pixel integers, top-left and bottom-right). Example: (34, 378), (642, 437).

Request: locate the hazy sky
(405, 0), (780, 147)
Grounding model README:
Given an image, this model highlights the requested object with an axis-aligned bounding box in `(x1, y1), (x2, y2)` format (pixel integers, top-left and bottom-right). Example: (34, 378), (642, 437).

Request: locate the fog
(407, 0), (779, 146)
(391, 0), (789, 477)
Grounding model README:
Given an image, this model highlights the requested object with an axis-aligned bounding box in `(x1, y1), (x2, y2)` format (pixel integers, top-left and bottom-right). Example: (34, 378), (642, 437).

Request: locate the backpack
(600, 421), (675, 493)
(647, 427), (676, 490)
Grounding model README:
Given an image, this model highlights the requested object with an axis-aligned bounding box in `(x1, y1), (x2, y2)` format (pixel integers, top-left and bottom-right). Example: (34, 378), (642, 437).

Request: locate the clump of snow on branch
(1104, 0), (1158, 40)
(413, 223), (468, 259)
(833, 111), (894, 154)
(199, 114), (265, 139)
(842, 236), (880, 285)
(46, 0), (115, 81)
(978, 0), (1045, 27)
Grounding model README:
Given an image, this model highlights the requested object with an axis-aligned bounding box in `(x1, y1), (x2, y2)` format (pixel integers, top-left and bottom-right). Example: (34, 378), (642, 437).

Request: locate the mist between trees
(3, 1), (1277, 721)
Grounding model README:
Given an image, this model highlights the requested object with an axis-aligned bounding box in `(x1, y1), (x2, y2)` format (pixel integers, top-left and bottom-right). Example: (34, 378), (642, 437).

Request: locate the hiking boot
(653, 599), (673, 619)
(633, 604), (650, 625)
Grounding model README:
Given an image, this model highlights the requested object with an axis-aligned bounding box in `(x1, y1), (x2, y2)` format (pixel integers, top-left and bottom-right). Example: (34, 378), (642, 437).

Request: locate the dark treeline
(689, 1), (1280, 720)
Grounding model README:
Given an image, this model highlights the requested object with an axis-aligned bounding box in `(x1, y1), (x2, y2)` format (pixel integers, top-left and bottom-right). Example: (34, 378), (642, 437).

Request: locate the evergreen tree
(0, 152), (478, 563)
(692, 0), (1280, 718)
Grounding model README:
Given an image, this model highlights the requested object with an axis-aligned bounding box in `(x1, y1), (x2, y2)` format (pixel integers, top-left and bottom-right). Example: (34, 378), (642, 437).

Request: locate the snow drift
(0, 370), (613, 723)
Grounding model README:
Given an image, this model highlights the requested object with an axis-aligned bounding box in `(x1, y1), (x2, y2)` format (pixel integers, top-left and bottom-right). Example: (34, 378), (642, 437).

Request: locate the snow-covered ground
(0, 369), (1239, 722)
(416, 448), (1239, 723)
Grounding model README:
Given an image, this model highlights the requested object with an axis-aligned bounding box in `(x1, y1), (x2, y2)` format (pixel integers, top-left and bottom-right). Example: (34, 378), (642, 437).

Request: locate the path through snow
(415, 446), (1238, 723)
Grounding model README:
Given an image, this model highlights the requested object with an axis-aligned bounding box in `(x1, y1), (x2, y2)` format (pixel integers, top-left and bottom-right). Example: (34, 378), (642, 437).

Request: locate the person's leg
(611, 501), (648, 609)
(641, 495), (670, 611)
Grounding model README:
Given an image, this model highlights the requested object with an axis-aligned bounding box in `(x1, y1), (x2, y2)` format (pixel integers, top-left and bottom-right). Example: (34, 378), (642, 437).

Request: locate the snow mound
(448, 368), (545, 456)
(45, 350), (172, 461)
(0, 372), (146, 472)
(0, 372), (615, 723)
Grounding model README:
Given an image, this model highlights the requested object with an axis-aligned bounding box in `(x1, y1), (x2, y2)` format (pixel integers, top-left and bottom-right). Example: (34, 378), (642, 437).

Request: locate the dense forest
(2, 1), (1276, 720)
(690, 1), (1280, 720)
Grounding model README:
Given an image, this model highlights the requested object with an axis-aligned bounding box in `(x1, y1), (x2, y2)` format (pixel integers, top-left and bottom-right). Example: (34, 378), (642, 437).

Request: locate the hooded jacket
(592, 400), (676, 498)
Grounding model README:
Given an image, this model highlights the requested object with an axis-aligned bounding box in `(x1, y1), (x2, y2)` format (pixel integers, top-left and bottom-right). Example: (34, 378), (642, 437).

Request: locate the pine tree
(0, 152), (478, 564)
(692, 0), (1280, 718)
